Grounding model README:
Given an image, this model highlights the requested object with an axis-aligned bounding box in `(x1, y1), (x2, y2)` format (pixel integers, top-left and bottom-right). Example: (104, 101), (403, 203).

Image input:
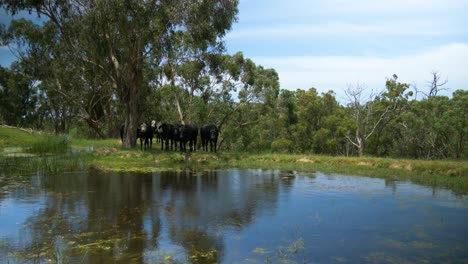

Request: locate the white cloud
(252, 43), (468, 101)
(239, 0), (468, 20)
(228, 19), (459, 39)
(318, 0), (467, 13)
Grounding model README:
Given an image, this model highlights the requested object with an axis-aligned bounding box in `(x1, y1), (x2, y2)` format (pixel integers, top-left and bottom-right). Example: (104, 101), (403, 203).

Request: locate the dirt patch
(296, 157), (315, 163)
(122, 152), (142, 158)
(95, 147), (118, 155)
(357, 161), (373, 167)
(195, 156), (220, 162)
(389, 162), (412, 171)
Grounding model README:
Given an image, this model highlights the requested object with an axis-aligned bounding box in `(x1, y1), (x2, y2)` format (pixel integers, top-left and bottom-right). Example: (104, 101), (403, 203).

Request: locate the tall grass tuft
(30, 135), (69, 154)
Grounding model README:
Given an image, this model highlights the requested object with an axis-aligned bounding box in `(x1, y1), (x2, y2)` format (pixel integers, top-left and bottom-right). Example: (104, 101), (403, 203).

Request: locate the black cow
(158, 123), (174, 151)
(137, 122), (154, 150)
(148, 120), (156, 149)
(201, 124), (219, 152)
(179, 124), (198, 152)
(154, 121), (162, 143)
(171, 124), (182, 150)
(120, 124), (125, 142)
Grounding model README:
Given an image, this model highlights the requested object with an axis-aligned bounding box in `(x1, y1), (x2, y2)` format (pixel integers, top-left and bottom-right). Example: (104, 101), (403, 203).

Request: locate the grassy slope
(2, 126), (467, 193)
(0, 125), (47, 148)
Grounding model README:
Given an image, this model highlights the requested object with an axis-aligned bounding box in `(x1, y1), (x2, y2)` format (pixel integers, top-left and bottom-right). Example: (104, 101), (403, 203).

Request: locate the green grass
(30, 135), (69, 154)
(87, 150), (468, 193)
(1, 126), (70, 154)
(70, 138), (122, 149)
(0, 125), (47, 148)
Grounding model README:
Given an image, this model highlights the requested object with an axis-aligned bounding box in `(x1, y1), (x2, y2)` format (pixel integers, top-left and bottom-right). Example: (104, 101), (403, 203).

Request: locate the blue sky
(1, 1), (467, 100)
(225, 0), (468, 100)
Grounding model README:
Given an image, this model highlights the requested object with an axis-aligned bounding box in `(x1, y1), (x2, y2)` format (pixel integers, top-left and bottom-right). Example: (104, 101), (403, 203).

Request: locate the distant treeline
(1, 64), (466, 159)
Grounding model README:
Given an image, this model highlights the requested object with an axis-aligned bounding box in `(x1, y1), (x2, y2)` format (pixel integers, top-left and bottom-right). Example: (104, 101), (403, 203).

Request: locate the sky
(224, 0), (468, 100)
(1, 1), (467, 101)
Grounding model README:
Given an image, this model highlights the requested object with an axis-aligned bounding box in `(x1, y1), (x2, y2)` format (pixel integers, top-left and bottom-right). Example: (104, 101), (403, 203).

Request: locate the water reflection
(0, 169), (294, 263)
(0, 168), (467, 263)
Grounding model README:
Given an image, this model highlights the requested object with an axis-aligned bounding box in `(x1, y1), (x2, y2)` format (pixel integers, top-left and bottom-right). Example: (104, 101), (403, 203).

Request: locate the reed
(29, 135), (69, 154)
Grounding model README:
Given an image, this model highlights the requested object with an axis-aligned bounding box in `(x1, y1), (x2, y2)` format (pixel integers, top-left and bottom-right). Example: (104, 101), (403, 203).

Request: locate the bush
(271, 138), (293, 153)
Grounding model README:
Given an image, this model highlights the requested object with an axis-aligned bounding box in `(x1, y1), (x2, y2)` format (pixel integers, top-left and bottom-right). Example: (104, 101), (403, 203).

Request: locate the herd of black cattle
(120, 122), (219, 152)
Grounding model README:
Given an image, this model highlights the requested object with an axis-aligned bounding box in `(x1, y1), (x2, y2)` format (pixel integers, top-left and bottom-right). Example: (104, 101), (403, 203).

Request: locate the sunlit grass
(0, 126), (46, 148)
(70, 138), (122, 149)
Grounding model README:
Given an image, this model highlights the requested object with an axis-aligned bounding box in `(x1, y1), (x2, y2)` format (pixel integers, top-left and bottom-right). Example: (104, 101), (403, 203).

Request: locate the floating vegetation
(364, 252), (413, 264)
(331, 256), (348, 263)
(409, 241), (437, 249)
(252, 247), (270, 254)
(260, 238), (307, 264)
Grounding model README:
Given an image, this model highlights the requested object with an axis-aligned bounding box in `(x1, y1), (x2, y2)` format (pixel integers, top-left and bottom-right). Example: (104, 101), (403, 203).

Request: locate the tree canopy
(0, 1), (466, 159)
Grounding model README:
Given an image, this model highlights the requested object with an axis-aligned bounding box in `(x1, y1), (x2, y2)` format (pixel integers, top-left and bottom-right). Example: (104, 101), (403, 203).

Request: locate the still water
(1, 168), (467, 263)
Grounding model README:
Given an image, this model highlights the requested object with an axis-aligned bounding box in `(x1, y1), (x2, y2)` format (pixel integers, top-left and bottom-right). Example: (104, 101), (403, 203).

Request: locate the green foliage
(271, 139), (293, 153)
(1, 0), (240, 146)
(0, 65), (37, 127)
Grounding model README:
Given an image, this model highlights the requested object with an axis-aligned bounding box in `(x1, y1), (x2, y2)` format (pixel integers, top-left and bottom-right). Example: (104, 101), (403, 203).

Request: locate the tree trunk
(175, 95), (185, 125)
(358, 136), (365, 157)
(456, 131), (463, 159)
(358, 142), (365, 157)
(85, 118), (105, 139)
(123, 86), (139, 148)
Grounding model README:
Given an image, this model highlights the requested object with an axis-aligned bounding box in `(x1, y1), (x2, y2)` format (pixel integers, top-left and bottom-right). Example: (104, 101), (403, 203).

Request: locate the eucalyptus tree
(449, 90), (468, 158)
(0, 64), (37, 127)
(0, 0), (239, 147)
(166, 51), (279, 130)
(366, 75), (413, 156)
(2, 18), (116, 136)
(345, 75), (414, 157)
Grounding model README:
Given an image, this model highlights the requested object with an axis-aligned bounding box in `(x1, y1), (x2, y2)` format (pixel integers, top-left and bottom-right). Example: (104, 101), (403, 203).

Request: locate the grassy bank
(84, 147), (468, 193)
(0, 125), (46, 148)
(1, 126), (467, 193)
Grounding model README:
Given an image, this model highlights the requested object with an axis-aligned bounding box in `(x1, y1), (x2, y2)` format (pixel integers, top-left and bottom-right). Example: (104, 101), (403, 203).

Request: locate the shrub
(271, 138), (293, 153)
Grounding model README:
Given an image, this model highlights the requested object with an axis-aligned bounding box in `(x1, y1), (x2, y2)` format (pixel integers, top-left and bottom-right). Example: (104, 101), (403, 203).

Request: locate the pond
(1, 167), (467, 263)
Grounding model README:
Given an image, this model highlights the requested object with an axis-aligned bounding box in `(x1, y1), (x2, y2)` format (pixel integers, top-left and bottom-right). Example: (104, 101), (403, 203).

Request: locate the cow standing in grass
(158, 123), (173, 151)
(201, 125), (219, 152)
(179, 124), (198, 152)
(137, 122), (154, 150)
(120, 124), (125, 143)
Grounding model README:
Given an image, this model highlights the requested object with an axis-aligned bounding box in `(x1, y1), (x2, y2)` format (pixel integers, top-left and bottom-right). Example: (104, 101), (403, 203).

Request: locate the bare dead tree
(345, 83), (395, 157)
(426, 71), (449, 97)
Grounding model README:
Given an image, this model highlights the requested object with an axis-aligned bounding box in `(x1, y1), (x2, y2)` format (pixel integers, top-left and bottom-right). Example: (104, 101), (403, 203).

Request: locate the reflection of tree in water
(79, 170), (156, 263)
(158, 169), (291, 263)
(2, 168), (292, 263)
(0, 170), (87, 262)
(5, 169), (160, 263)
